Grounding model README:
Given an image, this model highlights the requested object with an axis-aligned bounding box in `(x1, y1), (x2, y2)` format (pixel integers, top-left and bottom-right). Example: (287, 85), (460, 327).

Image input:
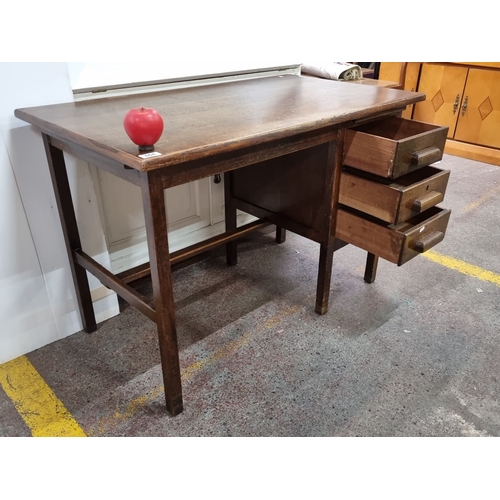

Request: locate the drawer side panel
(335, 209), (404, 264)
(339, 171), (401, 223)
(343, 131), (397, 177)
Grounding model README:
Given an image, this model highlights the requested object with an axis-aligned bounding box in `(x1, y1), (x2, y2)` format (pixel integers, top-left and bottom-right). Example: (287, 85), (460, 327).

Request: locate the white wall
(0, 63), (119, 363)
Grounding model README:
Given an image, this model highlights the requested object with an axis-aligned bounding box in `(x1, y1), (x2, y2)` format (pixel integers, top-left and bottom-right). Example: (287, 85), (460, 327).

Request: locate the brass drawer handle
(412, 191), (444, 212)
(410, 146), (442, 167)
(414, 230), (444, 253)
(453, 94), (460, 114)
(461, 96), (469, 116)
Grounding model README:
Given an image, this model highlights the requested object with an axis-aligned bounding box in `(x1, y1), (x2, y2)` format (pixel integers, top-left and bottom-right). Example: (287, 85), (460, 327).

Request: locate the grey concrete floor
(1, 154), (499, 437)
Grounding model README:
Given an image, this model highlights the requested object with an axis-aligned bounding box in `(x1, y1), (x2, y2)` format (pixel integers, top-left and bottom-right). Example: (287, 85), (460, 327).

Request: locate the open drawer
(343, 117), (448, 178)
(335, 206), (451, 266)
(339, 166), (451, 224)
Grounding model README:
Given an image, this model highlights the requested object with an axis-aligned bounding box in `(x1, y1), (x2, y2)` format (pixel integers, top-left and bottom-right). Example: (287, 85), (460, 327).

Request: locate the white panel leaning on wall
(0, 63), (119, 363)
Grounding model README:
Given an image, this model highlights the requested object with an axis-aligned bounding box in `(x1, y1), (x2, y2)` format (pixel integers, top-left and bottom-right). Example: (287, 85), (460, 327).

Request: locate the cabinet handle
(461, 96), (469, 116)
(414, 231), (445, 253)
(412, 191), (444, 213)
(213, 174), (221, 184)
(410, 147), (442, 167)
(453, 94), (460, 114)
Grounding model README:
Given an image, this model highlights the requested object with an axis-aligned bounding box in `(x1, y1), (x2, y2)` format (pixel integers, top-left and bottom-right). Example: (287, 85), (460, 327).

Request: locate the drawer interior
(343, 116), (449, 178)
(352, 116), (443, 141)
(388, 165), (447, 188)
(343, 165), (446, 186)
(390, 205), (445, 231)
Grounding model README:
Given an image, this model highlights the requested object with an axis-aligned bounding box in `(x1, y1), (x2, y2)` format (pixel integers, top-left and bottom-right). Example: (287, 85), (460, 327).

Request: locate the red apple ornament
(123, 107), (164, 151)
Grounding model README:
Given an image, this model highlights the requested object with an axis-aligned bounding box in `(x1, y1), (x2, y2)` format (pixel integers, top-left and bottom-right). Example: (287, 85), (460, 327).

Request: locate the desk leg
(316, 239), (336, 315)
(141, 172), (183, 416)
(42, 134), (97, 333)
(315, 134), (343, 315)
(224, 171), (238, 266)
(276, 226), (287, 244)
(364, 253), (379, 284)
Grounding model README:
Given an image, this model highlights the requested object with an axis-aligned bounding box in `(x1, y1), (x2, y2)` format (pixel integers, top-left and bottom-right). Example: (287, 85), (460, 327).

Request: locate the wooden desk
(15, 75), (424, 416)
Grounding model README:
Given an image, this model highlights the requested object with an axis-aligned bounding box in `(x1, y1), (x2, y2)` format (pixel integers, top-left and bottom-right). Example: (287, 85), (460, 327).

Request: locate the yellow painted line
(463, 184), (500, 213)
(0, 356), (86, 437)
(422, 250), (500, 287)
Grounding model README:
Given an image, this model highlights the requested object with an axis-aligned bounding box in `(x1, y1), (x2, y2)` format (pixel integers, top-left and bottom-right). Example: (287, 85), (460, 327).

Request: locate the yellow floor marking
(463, 184), (500, 213)
(0, 356), (86, 437)
(422, 250), (500, 287)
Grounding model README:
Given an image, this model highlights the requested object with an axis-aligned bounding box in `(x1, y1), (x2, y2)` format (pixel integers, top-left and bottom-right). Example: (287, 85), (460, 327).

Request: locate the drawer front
(335, 206), (451, 266)
(339, 166), (450, 224)
(343, 116), (448, 178)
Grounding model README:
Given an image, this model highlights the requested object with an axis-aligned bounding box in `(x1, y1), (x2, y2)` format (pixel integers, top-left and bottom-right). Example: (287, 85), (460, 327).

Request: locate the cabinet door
(454, 68), (500, 149)
(413, 63), (468, 138)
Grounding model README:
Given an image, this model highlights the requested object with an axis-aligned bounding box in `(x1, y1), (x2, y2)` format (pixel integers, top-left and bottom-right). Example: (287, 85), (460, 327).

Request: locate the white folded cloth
(301, 62), (363, 81)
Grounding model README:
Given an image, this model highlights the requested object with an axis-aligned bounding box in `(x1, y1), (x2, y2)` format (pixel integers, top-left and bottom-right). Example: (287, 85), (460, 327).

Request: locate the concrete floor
(1, 154), (499, 437)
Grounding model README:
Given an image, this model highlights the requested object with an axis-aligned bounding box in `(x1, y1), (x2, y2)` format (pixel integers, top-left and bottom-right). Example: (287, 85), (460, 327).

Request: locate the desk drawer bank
(232, 115), (451, 278)
(14, 75), (448, 415)
(337, 116), (451, 272)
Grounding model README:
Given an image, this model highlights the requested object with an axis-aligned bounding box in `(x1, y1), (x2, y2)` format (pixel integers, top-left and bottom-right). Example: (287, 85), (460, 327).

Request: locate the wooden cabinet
(378, 62), (421, 118)
(414, 63), (500, 150)
(381, 62), (500, 166)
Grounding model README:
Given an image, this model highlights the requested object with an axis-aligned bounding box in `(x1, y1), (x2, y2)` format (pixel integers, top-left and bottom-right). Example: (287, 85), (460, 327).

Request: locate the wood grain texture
(231, 143), (333, 233)
(401, 63), (422, 119)
(315, 134), (345, 315)
(339, 166), (450, 224)
(364, 253), (379, 283)
(224, 171), (238, 266)
(454, 68), (500, 149)
(141, 171), (183, 415)
(444, 139), (500, 166)
(42, 134), (97, 333)
(412, 63), (468, 138)
(339, 170), (401, 222)
(336, 209), (405, 264)
(335, 207), (451, 266)
(15, 75), (424, 172)
(74, 250), (156, 322)
(343, 116), (448, 178)
(399, 207), (451, 264)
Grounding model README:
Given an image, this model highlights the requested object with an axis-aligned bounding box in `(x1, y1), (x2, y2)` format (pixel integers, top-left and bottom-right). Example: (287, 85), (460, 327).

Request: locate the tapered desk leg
(224, 171), (238, 266)
(141, 172), (183, 416)
(315, 133), (343, 315)
(316, 238), (336, 314)
(364, 253), (379, 283)
(42, 134), (97, 333)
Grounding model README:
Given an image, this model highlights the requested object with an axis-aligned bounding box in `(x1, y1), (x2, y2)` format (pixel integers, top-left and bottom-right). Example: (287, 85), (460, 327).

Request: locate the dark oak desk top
(15, 75), (424, 172)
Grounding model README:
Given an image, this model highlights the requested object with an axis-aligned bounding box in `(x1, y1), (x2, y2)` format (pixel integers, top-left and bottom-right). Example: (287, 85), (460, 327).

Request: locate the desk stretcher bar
(74, 218), (268, 321)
